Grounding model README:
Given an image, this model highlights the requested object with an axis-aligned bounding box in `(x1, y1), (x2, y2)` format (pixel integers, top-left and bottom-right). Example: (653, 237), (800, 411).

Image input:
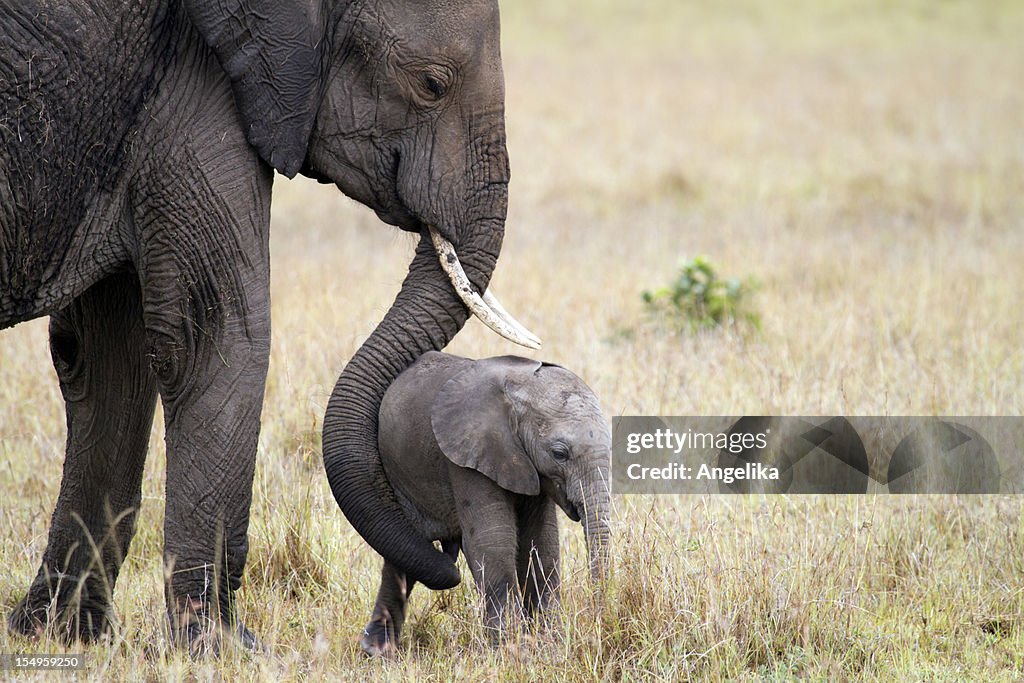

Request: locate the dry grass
(3, 0), (1024, 679)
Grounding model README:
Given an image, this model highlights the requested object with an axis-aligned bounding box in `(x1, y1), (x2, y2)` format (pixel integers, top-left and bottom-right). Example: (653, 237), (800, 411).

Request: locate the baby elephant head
(431, 356), (611, 579)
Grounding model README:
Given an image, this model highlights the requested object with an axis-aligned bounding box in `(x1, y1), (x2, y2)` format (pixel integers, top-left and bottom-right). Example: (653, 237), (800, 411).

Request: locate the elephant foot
(176, 620), (263, 658)
(8, 581), (113, 644)
(359, 615), (399, 657)
(169, 599), (263, 658)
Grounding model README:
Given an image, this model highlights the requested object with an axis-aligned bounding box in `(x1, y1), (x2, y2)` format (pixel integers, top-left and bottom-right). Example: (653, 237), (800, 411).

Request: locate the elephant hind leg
(9, 273), (158, 643)
(360, 561), (415, 656)
(359, 538), (455, 656)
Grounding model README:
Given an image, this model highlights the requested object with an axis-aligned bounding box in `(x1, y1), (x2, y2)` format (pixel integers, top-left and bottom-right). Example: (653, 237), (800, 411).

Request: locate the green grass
(2, 0), (1024, 679)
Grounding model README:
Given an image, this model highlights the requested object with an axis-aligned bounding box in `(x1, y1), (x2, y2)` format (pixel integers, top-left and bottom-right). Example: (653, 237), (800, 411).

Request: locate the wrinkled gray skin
(358, 351), (611, 655)
(0, 0), (510, 651)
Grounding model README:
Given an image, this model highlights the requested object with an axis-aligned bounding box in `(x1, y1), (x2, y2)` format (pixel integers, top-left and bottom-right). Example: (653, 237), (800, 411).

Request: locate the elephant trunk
(322, 218), (503, 590)
(574, 467), (611, 581)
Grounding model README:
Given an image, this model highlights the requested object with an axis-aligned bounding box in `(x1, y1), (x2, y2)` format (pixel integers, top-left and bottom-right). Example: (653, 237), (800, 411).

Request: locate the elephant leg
(451, 467), (522, 644)
(516, 499), (560, 619)
(9, 273), (157, 643)
(142, 264), (270, 654)
(133, 148), (273, 654)
(360, 561), (415, 656)
(360, 540), (459, 655)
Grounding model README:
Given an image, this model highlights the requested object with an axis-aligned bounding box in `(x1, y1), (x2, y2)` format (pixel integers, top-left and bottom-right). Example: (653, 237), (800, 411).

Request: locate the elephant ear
(183, 0), (323, 178)
(431, 356), (542, 496)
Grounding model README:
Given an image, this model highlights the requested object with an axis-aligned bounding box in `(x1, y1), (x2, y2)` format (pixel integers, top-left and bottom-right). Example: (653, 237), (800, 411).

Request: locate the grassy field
(3, 0), (1024, 679)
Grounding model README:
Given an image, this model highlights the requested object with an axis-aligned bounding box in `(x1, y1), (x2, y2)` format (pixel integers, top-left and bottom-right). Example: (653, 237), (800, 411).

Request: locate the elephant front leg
(140, 253), (271, 655)
(451, 467), (522, 644)
(131, 127), (274, 654)
(516, 499), (560, 620)
(9, 274), (158, 643)
(149, 300), (270, 654)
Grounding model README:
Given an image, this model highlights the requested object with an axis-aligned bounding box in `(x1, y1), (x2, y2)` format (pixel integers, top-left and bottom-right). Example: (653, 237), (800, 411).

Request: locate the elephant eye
(422, 73), (447, 100)
(551, 444), (570, 462)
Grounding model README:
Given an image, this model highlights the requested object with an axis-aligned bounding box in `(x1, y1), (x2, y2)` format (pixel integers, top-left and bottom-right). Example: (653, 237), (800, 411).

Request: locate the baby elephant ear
(432, 356), (542, 496)
(183, 0), (323, 178)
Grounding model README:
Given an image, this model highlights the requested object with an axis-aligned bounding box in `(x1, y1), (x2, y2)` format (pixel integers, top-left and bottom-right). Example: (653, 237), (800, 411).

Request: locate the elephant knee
(144, 327), (192, 400)
(49, 324), (82, 384)
(48, 298), (93, 384)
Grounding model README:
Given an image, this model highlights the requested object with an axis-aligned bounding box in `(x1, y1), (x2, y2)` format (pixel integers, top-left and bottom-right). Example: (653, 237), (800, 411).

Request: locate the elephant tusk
(429, 228), (542, 350)
(481, 289), (543, 348)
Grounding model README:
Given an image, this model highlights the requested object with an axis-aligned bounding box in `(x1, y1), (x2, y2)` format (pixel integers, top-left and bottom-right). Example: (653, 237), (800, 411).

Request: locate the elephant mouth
(372, 206), (420, 233)
(366, 147), (540, 348)
(564, 500), (582, 523)
(370, 149), (421, 233)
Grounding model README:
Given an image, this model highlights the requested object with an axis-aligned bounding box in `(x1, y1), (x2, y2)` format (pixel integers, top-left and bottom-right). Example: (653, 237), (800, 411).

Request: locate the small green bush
(642, 256), (761, 331)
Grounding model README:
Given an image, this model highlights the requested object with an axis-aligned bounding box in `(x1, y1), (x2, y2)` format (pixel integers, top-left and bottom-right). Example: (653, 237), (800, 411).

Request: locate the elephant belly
(394, 488), (461, 543)
(0, 202), (131, 330)
(383, 449), (463, 543)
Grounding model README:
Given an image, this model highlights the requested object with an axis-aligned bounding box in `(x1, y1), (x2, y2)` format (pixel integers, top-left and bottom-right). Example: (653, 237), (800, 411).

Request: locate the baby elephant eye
(551, 444), (570, 462)
(422, 73), (447, 100)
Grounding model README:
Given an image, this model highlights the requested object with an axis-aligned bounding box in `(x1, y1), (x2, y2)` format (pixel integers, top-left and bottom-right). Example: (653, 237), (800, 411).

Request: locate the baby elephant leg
(517, 499), (561, 618)
(360, 561), (414, 656)
(452, 470), (522, 644)
(360, 542), (458, 656)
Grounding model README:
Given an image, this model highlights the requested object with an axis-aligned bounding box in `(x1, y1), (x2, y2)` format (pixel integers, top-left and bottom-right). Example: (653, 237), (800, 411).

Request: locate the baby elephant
(359, 351), (611, 655)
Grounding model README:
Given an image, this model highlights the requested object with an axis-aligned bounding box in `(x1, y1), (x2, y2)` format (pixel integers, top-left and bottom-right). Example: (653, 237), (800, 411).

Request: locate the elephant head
(183, 0), (539, 589)
(432, 357), (612, 580)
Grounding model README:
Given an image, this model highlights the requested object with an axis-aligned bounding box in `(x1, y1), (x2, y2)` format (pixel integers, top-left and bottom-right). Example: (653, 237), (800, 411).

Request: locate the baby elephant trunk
(574, 467), (611, 581)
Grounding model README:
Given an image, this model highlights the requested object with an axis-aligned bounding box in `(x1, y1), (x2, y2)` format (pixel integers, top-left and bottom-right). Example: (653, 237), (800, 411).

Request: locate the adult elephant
(0, 0), (537, 650)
